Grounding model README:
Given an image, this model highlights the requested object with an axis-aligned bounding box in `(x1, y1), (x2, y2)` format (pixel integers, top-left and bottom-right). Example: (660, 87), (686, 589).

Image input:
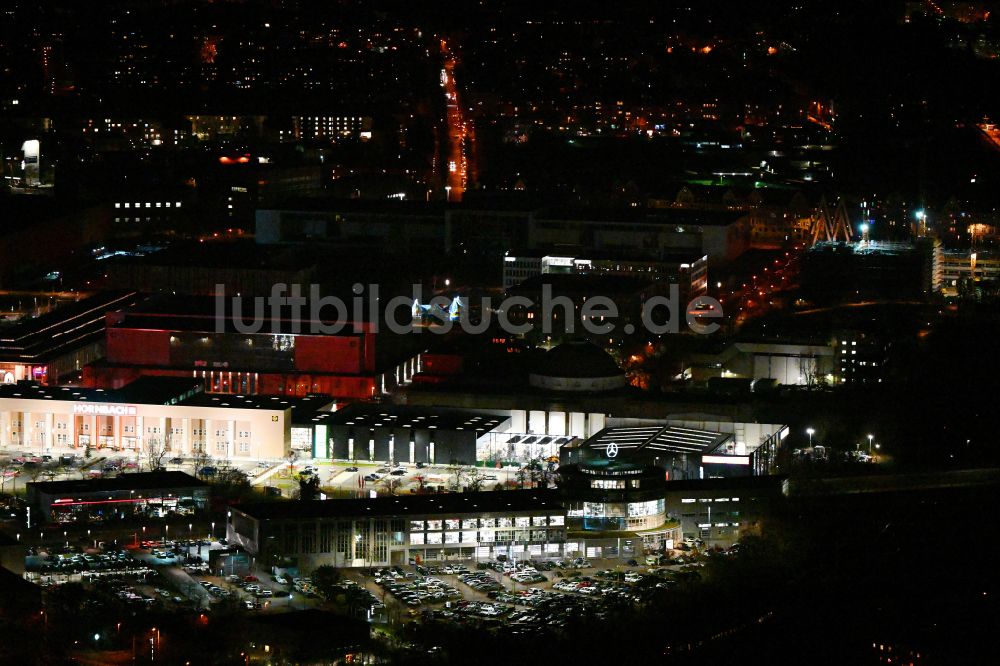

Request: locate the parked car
(346, 466), (359, 472)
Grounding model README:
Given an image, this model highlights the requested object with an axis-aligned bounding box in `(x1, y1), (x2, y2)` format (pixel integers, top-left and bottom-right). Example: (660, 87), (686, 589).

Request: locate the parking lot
(340, 550), (728, 632)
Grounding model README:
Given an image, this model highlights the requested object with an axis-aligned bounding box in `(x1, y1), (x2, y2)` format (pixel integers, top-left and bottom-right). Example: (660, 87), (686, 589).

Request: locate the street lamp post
(867, 434), (874, 456)
(806, 428), (815, 447)
(445, 185), (452, 202)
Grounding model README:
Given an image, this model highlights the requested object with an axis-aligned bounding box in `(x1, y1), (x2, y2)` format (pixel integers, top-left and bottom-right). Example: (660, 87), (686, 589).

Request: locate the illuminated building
(0, 378), (334, 461)
(25, 471), (209, 524)
(289, 115), (373, 140)
(558, 458), (680, 552)
(321, 403), (510, 465)
(82, 295), (423, 400)
(684, 341), (837, 386)
(228, 490), (568, 569)
(502, 250), (708, 298)
(0, 292), (140, 386)
(665, 476), (781, 544)
(933, 246), (1000, 297)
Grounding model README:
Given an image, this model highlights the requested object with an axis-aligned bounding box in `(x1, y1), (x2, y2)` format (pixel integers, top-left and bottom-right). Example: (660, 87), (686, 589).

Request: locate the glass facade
(252, 510), (568, 567)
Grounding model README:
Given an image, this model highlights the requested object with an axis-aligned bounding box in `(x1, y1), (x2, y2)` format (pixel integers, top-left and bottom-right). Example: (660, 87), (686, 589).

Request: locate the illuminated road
(439, 38), (473, 201)
(716, 249), (803, 327)
(976, 119), (1000, 151)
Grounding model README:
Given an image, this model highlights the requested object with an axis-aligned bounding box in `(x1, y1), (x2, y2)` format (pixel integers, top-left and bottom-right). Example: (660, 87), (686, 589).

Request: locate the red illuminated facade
(83, 298), (421, 399)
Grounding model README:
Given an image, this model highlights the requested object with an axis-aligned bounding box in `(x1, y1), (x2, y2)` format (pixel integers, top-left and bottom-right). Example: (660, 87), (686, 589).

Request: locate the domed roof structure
(528, 340), (626, 392)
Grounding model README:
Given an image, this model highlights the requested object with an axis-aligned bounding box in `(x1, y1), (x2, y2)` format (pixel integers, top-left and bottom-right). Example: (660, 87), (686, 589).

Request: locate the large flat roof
(584, 424), (731, 457)
(182, 392), (335, 414)
(27, 471), (207, 495)
(324, 403), (509, 434)
(109, 294), (377, 333)
(534, 206), (746, 226)
(509, 273), (655, 294)
(0, 378), (334, 414)
(234, 489), (563, 521)
(0, 377), (202, 405)
(0, 291), (139, 363)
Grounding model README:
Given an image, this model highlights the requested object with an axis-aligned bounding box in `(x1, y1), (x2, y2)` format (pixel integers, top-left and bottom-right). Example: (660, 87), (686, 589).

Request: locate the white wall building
(0, 381), (334, 462)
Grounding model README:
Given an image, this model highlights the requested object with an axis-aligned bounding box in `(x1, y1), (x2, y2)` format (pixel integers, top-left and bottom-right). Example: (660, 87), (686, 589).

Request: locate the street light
(867, 434), (874, 455)
(806, 428), (815, 447)
(445, 185), (452, 202)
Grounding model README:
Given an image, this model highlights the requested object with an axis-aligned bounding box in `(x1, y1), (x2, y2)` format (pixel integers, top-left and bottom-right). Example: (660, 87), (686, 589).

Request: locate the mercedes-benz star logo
(606, 443), (619, 458)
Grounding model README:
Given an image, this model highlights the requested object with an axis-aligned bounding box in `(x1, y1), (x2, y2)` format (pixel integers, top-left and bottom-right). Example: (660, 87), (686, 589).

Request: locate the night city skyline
(1, 2), (999, 664)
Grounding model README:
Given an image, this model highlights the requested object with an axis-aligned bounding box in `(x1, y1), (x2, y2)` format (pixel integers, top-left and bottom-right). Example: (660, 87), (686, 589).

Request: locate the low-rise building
(502, 249), (708, 301)
(0, 291), (139, 385)
(932, 246), (1000, 297)
(685, 340), (837, 387)
(0, 378), (334, 461)
(228, 490), (567, 569)
(25, 471), (209, 524)
(664, 475), (783, 544)
(320, 403), (510, 465)
(557, 458), (680, 552)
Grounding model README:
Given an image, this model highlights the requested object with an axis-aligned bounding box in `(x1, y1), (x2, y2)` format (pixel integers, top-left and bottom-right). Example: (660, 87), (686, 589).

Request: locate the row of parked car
(419, 563), (470, 576)
(506, 566), (547, 584)
(28, 549), (148, 575)
(450, 600), (512, 618)
(379, 576), (463, 607)
(457, 571), (502, 594)
(199, 579), (239, 599)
